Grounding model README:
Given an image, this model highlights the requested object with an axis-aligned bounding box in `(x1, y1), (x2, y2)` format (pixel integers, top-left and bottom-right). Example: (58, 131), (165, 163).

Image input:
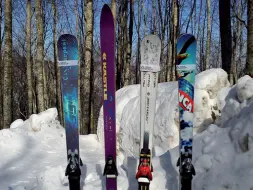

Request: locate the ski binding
(103, 155), (118, 178)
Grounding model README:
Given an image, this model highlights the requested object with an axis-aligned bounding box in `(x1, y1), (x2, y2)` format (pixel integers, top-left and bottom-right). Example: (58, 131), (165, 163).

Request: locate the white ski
(136, 34), (161, 188)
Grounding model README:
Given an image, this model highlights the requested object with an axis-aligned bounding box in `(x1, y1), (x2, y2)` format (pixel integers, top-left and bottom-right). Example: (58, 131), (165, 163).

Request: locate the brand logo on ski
(146, 97), (150, 121)
(102, 53), (108, 100)
(178, 90), (194, 112)
(147, 74), (151, 87)
(62, 39), (68, 60)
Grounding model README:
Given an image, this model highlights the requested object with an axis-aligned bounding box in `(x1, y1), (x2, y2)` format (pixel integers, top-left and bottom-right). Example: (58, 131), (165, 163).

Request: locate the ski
(57, 34), (82, 190)
(136, 34), (161, 190)
(100, 4), (118, 190)
(176, 34), (196, 190)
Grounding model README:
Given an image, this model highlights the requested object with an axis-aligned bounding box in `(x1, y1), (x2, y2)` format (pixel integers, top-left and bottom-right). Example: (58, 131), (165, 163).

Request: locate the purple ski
(100, 4), (118, 190)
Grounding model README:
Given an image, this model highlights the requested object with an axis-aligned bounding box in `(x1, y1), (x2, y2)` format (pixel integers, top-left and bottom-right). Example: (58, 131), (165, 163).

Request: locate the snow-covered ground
(2, 68), (253, 190)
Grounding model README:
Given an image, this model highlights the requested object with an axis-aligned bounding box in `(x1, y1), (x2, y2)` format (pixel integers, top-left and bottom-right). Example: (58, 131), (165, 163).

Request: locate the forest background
(0, 0), (250, 134)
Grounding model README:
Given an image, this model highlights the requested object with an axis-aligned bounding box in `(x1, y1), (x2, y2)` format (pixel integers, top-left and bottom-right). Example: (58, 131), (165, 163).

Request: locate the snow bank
(97, 68), (231, 157)
(5, 68), (253, 190)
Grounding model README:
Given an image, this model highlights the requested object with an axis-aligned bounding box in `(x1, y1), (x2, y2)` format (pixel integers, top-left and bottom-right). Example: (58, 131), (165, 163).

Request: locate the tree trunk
(158, 0), (168, 83)
(0, 0), (3, 129)
(219, 0), (232, 81)
(52, 0), (62, 123)
(238, 3), (244, 78)
(123, 1), (129, 86)
(3, 0), (12, 128)
(82, 0), (93, 134)
(111, 0), (116, 27)
(42, 3), (48, 109)
(166, 0), (172, 81)
(35, 0), (45, 113)
(205, 0), (211, 70)
(26, 0), (33, 116)
(246, 0), (253, 76)
(136, 0), (141, 84)
(170, 0), (178, 81)
(152, 0), (156, 33)
(116, 4), (123, 89)
(126, 0), (133, 85)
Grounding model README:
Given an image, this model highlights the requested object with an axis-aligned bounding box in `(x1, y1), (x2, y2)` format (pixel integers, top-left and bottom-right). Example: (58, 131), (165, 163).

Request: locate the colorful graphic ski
(176, 34), (196, 190)
(136, 34), (161, 190)
(57, 34), (82, 190)
(100, 4), (118, 190)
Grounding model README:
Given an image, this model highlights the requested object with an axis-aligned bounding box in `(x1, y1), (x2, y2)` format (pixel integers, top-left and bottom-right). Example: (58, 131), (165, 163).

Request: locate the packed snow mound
(4, 69), (253, 189)
(97, 68), (231, 157)
(195, 68), (229, 98)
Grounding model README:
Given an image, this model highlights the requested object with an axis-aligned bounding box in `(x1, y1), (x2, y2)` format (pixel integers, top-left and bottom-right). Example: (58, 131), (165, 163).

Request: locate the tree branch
(233, 14), (247, 29)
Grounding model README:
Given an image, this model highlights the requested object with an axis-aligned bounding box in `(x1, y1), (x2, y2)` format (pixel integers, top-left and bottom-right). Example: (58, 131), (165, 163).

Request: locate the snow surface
(2, 68), (253, 189)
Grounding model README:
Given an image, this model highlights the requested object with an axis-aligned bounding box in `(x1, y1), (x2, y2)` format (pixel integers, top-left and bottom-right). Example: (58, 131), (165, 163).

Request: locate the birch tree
(3, 0), (13, 128)
(35, 0), (45, 113)
(82, 0), (93, 134)
(26, 0), (32, 116)
(205, 0), (211, 70)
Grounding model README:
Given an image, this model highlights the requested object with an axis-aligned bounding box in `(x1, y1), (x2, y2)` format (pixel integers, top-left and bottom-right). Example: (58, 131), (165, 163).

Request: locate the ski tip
(100, 4), (113, 23)
(101, 4), (111, 12)
(142, 34), (161, 43)
(57, 34), (77, 44)
(177, 33), (196, 41)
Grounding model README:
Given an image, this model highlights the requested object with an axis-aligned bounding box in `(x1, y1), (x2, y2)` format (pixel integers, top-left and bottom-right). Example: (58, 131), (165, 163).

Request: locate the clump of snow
(10, 119), (24, 129)
(236, 75), (253, 102)
(195, 68), (229, 98)
(194, 89), (211, 132)
(29, 108), (59, 132)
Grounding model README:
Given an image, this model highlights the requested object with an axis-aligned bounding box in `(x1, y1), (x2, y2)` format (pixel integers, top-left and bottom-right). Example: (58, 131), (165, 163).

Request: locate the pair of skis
(136, 33), (197, 190)
(57, 4), (118, 190)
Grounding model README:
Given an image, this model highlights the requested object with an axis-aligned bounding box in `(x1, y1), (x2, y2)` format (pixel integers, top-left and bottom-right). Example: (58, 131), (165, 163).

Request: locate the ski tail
(176, 33), (196, 190)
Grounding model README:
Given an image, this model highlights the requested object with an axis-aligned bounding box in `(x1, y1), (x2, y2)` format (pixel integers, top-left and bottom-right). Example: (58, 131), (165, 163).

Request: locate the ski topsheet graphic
(57, 34), (82, 190)
(100, 4), (118, 190)
(176, 34), (196, 190)
(136, 34), (161, 190)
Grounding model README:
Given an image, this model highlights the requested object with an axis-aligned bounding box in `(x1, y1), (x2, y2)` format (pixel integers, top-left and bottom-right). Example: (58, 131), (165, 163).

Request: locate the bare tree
(205, 0), (211, 70)
(82, 0), (93, 134)
(168, 0), (179, 81)
(123, 1), (129, 86)
(219, 0), (232, 82)
(52, 0), (63, 123)
(0, 0), (3, 129)
(3, 0), (13, 128)
(158, 0), (169, 82)
(246, 0), (253, 76)
(111, 0), (116, 27)
(35, 0), (45, 112)
(125, 0), (133, 85)
(26, 0), (32, 116)
(136, 0), (142, 84)
(116, 3), (123, 89)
